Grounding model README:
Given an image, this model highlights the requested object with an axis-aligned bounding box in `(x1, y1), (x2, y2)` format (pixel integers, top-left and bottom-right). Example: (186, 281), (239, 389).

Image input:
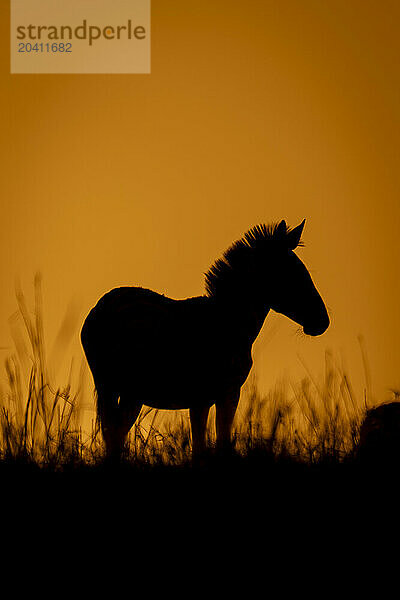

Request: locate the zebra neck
(214, 296), (270, 344)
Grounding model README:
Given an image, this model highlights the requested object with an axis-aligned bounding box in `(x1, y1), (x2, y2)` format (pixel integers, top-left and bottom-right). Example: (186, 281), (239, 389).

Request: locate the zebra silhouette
(81, 220), (329, 459)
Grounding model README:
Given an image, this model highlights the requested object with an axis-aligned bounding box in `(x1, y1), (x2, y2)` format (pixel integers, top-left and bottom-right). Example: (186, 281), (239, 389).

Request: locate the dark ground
(1, 452), (398, 589)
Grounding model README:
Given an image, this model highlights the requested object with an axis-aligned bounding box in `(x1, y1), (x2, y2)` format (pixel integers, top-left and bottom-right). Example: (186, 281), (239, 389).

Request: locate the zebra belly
(116, 340), (252, 409)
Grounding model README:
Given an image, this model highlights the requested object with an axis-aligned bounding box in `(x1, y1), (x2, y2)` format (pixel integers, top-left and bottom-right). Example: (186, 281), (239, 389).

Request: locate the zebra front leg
(215, 390), (240, 454)
(189, 405), (210, 460)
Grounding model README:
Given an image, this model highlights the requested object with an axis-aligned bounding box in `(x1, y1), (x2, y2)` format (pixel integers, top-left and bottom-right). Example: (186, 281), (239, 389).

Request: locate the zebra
(81, 219), (329, 459)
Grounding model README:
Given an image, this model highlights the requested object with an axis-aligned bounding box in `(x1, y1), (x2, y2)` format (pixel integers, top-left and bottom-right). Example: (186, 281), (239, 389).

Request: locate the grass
(0, 276), (397, 512)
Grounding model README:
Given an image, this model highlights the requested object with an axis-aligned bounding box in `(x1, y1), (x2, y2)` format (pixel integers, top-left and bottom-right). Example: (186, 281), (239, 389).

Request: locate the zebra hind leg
(96, 386), (123, 461)
(96, 386), (141, 461)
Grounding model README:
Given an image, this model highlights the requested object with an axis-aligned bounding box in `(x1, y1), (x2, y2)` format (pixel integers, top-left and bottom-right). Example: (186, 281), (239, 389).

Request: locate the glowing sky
(1, 0), (400, 405)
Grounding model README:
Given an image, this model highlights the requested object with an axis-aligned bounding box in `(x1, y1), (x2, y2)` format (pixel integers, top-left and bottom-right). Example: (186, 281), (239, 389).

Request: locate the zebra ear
(275, 220), (287, 238)
(287, 219), (306, 249)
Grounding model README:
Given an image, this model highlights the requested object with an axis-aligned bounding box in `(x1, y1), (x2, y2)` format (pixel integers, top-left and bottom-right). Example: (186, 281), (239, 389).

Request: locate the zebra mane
(204, 222), (301, 297)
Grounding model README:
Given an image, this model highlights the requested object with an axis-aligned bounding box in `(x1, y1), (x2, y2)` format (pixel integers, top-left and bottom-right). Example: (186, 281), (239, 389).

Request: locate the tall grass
(0, 275), (89, 466)
(0, 276), (370, 470)
(235, 353), (365, 464)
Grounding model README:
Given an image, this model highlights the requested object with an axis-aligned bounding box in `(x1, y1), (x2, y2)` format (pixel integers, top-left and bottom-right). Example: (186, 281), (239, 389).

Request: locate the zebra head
(267, 219), (330, 336)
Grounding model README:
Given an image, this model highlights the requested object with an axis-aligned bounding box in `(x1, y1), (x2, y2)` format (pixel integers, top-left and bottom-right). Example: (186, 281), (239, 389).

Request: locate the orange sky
(1, 0), (400, 405)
